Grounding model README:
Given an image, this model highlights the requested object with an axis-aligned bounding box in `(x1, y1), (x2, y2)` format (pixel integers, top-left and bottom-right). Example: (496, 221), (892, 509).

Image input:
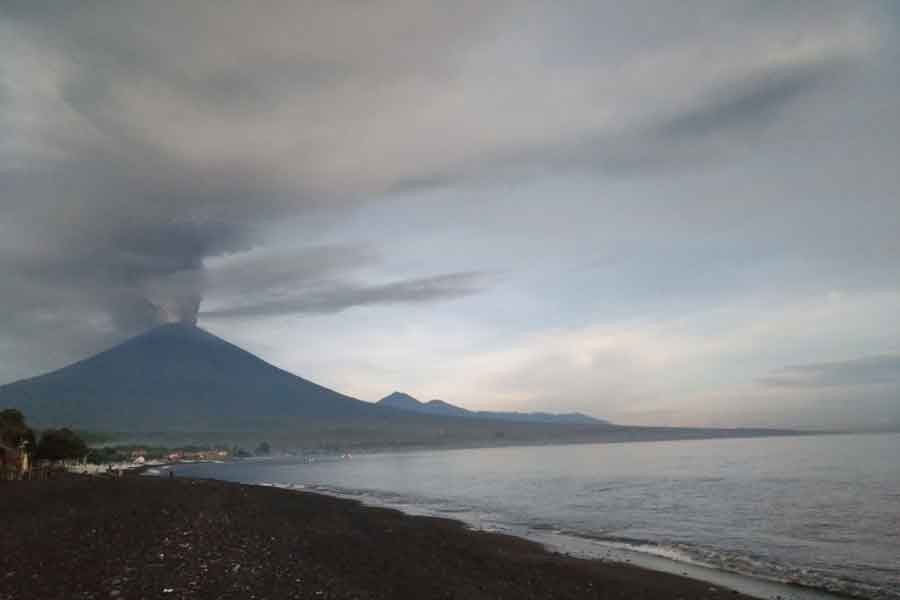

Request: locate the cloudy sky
(2, 1), (899, 429)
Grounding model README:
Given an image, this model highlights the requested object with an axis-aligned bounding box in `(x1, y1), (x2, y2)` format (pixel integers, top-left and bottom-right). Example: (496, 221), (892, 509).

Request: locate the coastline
(244, 479), (856, 600)
(1, 475), (777, 600)
(163, 435), (899, 600)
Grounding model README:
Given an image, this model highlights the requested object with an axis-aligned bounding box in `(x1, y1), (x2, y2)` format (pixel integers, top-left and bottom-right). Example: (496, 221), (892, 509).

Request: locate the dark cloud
(0, 1), (503, 347)
(652, 60), (849, 142)
(205, 245), (378, 297)
(389, 54), (862, 193)
(0, 146), (272, 329)
(760, 355), (900, 388)
(201, 271), (494, 319)
(0, 0), (509, 382)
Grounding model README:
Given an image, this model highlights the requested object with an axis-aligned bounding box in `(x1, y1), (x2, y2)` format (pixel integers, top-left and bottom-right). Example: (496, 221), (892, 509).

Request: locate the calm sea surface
(170, 434), (900, 600)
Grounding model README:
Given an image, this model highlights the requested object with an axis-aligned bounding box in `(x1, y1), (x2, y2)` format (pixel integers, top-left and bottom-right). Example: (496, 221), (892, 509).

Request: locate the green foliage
(77, 430), (120, 445)
(179, 444), (213, 453)
(0, 408), (36, 450)
(85, 446), (127, 464)
(139, 446), (173, 460)
(36, 428), (89, 461)
(0, 409), (26, 431)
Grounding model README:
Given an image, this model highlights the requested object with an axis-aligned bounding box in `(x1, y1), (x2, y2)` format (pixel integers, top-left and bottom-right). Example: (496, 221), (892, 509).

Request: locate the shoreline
(164, 439), (895, 600)
(93, 428), (852, 458)
(2, 475), (774, 600)
(240, 478), (854, 600)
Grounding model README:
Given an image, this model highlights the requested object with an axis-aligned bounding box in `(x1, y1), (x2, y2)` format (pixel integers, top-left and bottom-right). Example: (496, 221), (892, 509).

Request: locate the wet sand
(1, 476), (756, 600)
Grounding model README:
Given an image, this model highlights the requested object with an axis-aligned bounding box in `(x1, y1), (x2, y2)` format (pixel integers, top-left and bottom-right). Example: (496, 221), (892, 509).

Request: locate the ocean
(168, 433), (900, 600)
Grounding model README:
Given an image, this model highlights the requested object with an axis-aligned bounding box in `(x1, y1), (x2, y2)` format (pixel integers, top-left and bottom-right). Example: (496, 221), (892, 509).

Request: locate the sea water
(170, 433), (900, 600)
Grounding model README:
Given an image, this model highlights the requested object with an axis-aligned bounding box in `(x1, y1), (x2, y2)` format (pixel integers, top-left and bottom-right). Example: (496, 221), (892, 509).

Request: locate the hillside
(0, 323), (386, 431)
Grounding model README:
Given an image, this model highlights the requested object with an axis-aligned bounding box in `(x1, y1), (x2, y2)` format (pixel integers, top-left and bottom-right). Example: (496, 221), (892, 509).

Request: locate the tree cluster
(1, 409), (89, 461)
(0, 409), (36, 450)
(35, 428), (89, 461)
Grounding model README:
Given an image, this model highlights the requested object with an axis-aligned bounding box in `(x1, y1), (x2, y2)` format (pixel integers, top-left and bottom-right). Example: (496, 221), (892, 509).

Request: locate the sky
(1, 1), (899, 430)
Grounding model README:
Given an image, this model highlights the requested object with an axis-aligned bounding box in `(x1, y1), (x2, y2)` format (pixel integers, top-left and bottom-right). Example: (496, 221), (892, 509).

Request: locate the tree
(36, 428), (88, 461)
(255, 441), (271, 456)
(0, 409), (36, 450)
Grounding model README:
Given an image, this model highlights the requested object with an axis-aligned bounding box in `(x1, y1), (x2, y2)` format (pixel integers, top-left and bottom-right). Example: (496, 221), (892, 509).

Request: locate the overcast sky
(2, 1), (899, 429)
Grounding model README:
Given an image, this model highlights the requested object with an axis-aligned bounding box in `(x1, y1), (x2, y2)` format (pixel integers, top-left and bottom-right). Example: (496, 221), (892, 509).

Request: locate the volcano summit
(0, 323), (384, 431)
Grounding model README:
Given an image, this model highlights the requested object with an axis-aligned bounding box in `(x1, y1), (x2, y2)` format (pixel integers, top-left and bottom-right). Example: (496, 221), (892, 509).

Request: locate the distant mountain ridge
(377, 391), (608, 425)
(0, 324), (804, 451)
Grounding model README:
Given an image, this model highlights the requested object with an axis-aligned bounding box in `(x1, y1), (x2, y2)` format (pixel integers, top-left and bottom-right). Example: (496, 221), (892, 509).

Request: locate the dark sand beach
(1, 476), (756, 600)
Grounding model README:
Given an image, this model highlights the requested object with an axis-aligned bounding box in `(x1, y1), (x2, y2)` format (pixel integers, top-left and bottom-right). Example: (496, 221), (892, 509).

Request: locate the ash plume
(1, 1), (505, 366)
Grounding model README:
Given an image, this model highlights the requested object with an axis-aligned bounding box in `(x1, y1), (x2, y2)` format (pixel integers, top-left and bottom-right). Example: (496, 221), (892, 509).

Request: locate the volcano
(0, 323), (386, 431)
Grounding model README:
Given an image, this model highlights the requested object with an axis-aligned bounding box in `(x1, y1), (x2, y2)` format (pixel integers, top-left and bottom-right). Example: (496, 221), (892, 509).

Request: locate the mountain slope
(377, 392), (608, 425)
(0, 323), (385, 430)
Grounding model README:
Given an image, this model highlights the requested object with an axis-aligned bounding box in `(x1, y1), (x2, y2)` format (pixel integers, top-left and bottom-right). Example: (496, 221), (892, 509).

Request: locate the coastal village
(1, 440), (235, 480)
(0, 408), (243, 480)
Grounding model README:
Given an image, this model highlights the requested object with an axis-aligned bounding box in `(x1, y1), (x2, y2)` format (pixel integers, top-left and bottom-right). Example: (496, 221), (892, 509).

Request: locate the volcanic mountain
(0, 323), (387, 431)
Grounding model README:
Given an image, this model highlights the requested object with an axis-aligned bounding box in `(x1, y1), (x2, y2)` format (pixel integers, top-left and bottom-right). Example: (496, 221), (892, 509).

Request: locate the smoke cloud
(1, 2), (525, 344)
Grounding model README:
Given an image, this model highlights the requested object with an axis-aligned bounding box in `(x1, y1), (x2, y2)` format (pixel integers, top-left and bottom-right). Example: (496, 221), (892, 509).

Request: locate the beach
(0, 476), (756, 600)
